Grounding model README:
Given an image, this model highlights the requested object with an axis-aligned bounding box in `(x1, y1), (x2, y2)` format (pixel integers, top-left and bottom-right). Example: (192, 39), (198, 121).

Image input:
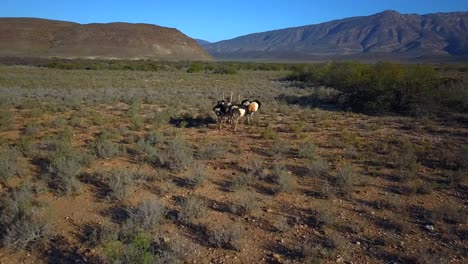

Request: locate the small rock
(272, 253), (282, 262)
(424, 225), (434, 231)
(355, 241), (361, 245)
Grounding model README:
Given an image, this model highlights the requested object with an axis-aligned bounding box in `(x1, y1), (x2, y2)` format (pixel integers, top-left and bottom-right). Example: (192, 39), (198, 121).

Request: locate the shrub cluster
(286, 61), (467, 115)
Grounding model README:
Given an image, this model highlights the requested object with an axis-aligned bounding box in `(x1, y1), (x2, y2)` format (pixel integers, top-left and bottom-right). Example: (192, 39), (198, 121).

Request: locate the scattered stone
(356, 241), (361, 245)
(272, 253), (282, 263)
(424, 225), (434, 231)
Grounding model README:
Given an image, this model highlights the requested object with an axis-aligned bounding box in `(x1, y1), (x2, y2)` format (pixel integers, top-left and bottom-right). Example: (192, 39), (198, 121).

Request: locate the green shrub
(0, 109), (14, 131)
(286, 61), (466, 115)
(187, 62), (205, 73)
(213, 65), (238, 74)
(261, 128), (278, 140)
(298, 142), (317, 159)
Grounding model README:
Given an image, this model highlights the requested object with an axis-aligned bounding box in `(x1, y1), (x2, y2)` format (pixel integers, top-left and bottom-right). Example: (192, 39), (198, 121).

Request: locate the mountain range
(201, 10), (468, 62)
(0, 18), (212, 60)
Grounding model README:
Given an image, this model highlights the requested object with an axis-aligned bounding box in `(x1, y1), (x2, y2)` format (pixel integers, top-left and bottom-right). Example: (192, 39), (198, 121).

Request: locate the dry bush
(102, 169), (134, 201)
(0, 109), (14, 131)
(229, 173), (251, 191)
(186, 165), (208, 189)
(0, 147), (21, 184)
(231, 191), (259, 215)
(208, 223), (245, 251)
(304, 158), (329, 177)
(164, 137), (193, 171)
(298, 142), (316, 159)
(178, 195), (207, 225)
(334, 165), (356, 199)
(196, 140), (227, 160)
(126, 199), (167, 230)
(93, 135), (121, 159)
(269, 140), (290, 157)
(434, 201), (467, 224)
(0, 185), (53, 250)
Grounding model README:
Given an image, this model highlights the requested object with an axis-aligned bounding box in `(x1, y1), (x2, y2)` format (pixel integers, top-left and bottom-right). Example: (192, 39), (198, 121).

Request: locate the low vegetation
(0, 60), (466, 263)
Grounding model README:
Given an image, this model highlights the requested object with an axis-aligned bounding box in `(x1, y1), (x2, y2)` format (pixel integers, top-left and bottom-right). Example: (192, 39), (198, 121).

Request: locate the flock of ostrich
(212, 96), (261, 132)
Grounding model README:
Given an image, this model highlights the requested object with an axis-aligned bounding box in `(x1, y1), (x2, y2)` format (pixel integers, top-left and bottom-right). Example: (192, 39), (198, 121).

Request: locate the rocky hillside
(0, 18), (212, 60)
(203, 10), (468, 61)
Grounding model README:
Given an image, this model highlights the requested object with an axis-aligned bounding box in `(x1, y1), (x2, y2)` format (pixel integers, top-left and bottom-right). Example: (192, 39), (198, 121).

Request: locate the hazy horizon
(2, 0), (468, 42)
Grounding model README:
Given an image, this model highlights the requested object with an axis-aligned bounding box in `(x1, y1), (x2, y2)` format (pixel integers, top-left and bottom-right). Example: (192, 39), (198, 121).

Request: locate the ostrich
(213, 100), (231, 129)
(241, 99), (262, 125)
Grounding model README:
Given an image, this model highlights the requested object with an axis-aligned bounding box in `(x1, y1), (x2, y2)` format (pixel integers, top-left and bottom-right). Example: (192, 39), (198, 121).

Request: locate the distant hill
(203, 10), (468, 62)
(195, 39), (211, 46)
(0, 18), (212, 60)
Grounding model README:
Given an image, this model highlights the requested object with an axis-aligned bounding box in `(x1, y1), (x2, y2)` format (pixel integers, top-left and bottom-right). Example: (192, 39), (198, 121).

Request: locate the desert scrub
(298, 142), (316, 159)
(271, 164), (296, 193)
(208, 223), (245, 251)
(433, 201), (467, 224)
(308, 203), (337, 229)
(178, 195), (208, 225)
(46, 149), (90, 195)
(0, 109), (14, 131)
(244, 157), (264, 178)
(393, 144), (420, 182)
(100, 169), (134, 201)
(229, 173), (251, 191)
(196, 140), (227, 160)
(0, 185), (53, 250)
(103, 231), (187, 264)
(0, 147), (21, 184)
(304, 157), (330, 177)
(186, 164), (208, 189)
(261, 127), (278, 140)
(334, 165), (356, 199)
(18, 136), (38, 157)
(92, 132), (121, 159)
(130, 115), (145, 130)
(126, 199), (167, 230)
(269, 140), (290, 157)
(231, 191), (259, 215)
(151, 111), (172, 127)
(164, 137), (193, 171)
(134, 137), (164, 166)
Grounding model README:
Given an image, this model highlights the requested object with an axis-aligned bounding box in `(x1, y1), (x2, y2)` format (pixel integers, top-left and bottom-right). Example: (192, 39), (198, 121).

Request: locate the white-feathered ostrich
(241, 99), (261, 125)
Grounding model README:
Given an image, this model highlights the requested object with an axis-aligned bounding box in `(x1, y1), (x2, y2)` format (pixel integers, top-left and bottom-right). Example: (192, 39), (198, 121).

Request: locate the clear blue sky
(3, 0), (468, 42)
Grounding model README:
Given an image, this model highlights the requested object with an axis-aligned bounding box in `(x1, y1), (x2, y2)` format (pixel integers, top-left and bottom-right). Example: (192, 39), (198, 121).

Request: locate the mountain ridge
(203, 10), (468, 61)
(0, 17), (212, 61)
